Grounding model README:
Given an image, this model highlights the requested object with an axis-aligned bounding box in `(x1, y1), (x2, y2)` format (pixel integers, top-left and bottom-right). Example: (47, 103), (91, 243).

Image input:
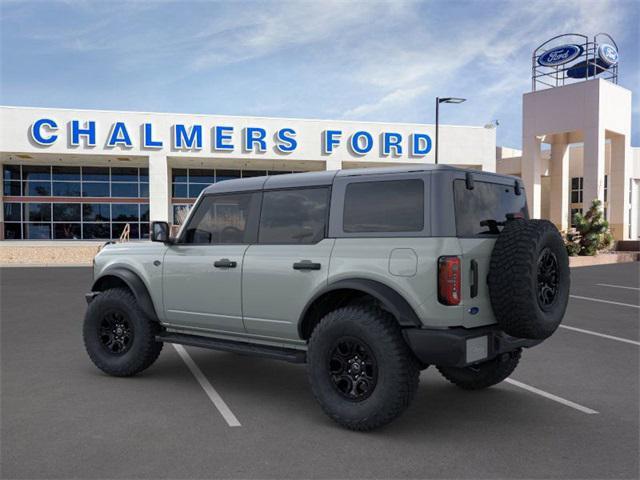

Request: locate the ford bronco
(83, 166), (570, 430)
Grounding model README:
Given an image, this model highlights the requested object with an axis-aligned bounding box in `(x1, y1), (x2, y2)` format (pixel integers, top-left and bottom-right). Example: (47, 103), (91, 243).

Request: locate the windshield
(454, 179), (528, 236)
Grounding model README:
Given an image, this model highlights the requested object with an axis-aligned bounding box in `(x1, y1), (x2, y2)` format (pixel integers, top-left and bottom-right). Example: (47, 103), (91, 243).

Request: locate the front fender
(92, 267), (158, 321)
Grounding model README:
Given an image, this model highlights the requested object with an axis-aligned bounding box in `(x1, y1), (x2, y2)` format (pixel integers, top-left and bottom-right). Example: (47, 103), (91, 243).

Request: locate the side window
(182, 192), (259, 244)
(259, 188), (329, 244)
(343, 179), (424, 233)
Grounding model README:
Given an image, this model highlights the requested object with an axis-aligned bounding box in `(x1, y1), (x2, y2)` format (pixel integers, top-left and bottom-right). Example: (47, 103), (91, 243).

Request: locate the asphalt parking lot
(1, 263), (638, 479)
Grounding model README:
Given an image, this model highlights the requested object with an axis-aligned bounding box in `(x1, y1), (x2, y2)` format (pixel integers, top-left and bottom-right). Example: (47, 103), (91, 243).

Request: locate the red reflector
(438, 256), (461, 306)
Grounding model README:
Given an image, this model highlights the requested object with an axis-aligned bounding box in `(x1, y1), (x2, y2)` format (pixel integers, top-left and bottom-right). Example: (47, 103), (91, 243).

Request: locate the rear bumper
(403, 325), (542, 368)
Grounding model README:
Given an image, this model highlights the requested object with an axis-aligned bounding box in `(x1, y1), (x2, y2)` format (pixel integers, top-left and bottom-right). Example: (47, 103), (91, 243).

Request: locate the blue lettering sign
(411, 133), (432, 156)
(275, 128), (297, 153)
(244, 127), (267, 152)
(71, 120), (96, 147)
(173, 124), (202, 150)
(30, 118), (58, 145)
(323, 130), (342, 154)
(214, 126), (234, 151)
(107, 122), (132, 148)
(350, 131), (373, 155)
(382, 132), (403, 155)
(143, 123), (163, 148)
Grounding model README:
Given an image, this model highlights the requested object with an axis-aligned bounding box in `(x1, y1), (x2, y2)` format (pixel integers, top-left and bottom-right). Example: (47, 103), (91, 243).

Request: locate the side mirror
(151, 221), (171, 243)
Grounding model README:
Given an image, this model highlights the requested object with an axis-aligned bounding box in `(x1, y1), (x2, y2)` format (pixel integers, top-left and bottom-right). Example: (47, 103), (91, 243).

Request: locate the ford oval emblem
(538, 44), (583, 67)
(598, 43), (618, 66)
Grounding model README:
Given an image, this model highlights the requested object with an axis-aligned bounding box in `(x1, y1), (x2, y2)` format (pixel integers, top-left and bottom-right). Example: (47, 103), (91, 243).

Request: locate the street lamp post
(435, 97), (466, 164)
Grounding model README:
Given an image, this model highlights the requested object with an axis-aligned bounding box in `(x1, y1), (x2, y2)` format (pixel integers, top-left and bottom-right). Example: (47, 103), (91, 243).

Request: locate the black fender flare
(298, 278), (422, 337)
(91, 267), (159, 321)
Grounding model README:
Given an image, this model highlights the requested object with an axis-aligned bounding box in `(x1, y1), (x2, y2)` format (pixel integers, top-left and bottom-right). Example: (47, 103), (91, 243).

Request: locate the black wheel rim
(98, 310), (133, 355)
(328, 337), (378, 402)
(537, 247), (559, 309)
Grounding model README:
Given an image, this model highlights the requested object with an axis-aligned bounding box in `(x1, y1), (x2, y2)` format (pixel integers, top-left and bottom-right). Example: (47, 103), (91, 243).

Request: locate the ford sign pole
(435, 97), (466, 165)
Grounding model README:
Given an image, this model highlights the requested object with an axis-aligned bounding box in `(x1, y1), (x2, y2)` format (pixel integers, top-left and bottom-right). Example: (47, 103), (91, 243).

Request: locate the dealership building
(0, 33), (638, 246)
(0, 106), (495, 241)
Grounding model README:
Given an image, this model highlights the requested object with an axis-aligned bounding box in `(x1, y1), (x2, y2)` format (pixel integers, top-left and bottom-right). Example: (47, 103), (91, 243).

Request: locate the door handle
(293, 260), (321, 271)
(470, 259), (479, 298)
(214, 258), (237, 268)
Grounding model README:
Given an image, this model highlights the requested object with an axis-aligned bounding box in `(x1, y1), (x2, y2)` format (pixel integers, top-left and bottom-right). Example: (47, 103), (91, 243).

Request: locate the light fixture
(435, 96), (467, 164)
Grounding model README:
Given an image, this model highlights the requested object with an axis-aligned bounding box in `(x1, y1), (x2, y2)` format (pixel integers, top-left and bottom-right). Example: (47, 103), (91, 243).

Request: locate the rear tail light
(438, 256), (461, 305)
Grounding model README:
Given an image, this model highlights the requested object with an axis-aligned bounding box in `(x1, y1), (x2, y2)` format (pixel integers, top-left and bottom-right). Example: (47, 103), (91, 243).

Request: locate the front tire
(307, 306), (419, 431)
(83, 288), (163, 377)
(436, 349), (521, 390)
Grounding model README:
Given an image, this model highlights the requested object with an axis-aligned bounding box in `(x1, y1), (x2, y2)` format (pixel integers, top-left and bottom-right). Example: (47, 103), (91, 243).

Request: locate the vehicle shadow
(156, 347), (564, 437)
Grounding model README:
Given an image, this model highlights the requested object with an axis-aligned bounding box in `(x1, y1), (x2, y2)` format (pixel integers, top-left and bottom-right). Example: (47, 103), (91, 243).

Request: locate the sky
(1, 0), (638, 149)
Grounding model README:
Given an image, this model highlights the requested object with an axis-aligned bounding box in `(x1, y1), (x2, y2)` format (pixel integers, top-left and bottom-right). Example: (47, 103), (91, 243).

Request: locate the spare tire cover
(488, 219), (570, 340)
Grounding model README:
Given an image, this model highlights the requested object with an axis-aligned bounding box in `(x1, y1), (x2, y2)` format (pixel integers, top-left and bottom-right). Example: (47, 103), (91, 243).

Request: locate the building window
(570, 208), (583, 228)
(3, 201), (150, 240)
(2, 164), (150, 240)
(2, 165), (149, 199)
(570, 177), (583, 203)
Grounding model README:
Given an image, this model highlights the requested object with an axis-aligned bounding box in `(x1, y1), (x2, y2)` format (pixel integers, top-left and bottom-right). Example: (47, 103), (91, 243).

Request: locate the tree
(565, 199), (613, 256)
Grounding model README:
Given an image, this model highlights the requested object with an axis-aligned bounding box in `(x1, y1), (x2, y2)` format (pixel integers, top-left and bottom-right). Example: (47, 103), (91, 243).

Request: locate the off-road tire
(437, 349), (521, 390)
(488, 219), (570, 340)
(83, 288), (163, 376)
(307, 305), (420, 431)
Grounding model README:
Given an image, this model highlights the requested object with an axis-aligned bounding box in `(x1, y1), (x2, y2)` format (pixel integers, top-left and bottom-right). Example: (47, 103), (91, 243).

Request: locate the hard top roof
(202, 165), (517, 194)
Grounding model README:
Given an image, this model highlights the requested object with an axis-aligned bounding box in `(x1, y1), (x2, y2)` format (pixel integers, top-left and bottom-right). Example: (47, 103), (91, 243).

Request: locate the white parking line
(505, 378), (599, 415)
(560, 324), (640, 346)
(596, 283), (640, 291)
(570, 295), (640, 309)
(173, 344), (241, 427)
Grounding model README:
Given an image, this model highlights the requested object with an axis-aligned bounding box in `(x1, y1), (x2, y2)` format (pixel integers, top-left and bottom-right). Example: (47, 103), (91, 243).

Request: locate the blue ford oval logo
(598, 44), (618, 66)
(538, 44), (583, 67)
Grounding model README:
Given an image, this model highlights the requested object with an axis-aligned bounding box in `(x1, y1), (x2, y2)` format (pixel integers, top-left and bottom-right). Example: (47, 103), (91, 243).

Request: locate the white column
(522, 135), (543, 218)
(582, 126), (605, 212)
(148, 153), (171, 223)
(549, 135), (570, 231)
(325, 159), (342, 171)
(609, 134), (630, 240)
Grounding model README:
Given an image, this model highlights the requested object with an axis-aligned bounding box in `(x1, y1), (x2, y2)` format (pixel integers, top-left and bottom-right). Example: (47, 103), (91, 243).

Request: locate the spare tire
(488, 219), (570, 340)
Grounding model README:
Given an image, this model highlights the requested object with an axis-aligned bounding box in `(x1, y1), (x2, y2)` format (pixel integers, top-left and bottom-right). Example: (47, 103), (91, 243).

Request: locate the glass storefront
(2, 164), (149, 240)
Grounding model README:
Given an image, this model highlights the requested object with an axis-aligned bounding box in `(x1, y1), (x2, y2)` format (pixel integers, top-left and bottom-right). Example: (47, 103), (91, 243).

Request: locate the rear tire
(307, 306), (419, 431)
(83, 288), (163, 377)
(437, 349), (521, 390)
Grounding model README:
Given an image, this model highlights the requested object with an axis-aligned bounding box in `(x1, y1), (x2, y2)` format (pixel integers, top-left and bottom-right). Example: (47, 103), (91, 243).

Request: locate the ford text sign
(537, 44), (583, 67)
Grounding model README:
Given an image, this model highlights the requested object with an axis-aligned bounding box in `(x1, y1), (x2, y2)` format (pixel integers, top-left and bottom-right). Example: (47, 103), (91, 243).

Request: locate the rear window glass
(343, 179), (424, 233)
(454, 179), (528, 236)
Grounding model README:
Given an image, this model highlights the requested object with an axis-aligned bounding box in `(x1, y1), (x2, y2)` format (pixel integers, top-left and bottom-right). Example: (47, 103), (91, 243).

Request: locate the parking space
(1, 263), (638, 479)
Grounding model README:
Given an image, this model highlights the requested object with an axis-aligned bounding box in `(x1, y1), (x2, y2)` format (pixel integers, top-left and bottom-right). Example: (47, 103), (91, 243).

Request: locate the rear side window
(259, 188), (329, 244)
(343, 179), (424, 233)
(182, 192), (259, 244)
(454, 180), (528, 236)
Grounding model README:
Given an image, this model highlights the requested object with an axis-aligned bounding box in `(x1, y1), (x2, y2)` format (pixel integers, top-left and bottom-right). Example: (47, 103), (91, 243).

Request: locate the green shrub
(565, 199), (613, 256)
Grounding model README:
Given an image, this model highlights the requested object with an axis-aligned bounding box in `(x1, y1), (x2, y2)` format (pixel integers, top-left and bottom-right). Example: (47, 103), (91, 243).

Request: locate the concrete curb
(569, 252), (639, 268)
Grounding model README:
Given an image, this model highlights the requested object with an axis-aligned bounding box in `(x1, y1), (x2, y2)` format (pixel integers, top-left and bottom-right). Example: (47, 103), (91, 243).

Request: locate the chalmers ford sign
(29, 118), (434, 157)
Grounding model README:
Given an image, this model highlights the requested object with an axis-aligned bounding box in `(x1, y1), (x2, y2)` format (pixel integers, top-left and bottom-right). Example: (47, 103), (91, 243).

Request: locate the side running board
(156, 332), (307, 364)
